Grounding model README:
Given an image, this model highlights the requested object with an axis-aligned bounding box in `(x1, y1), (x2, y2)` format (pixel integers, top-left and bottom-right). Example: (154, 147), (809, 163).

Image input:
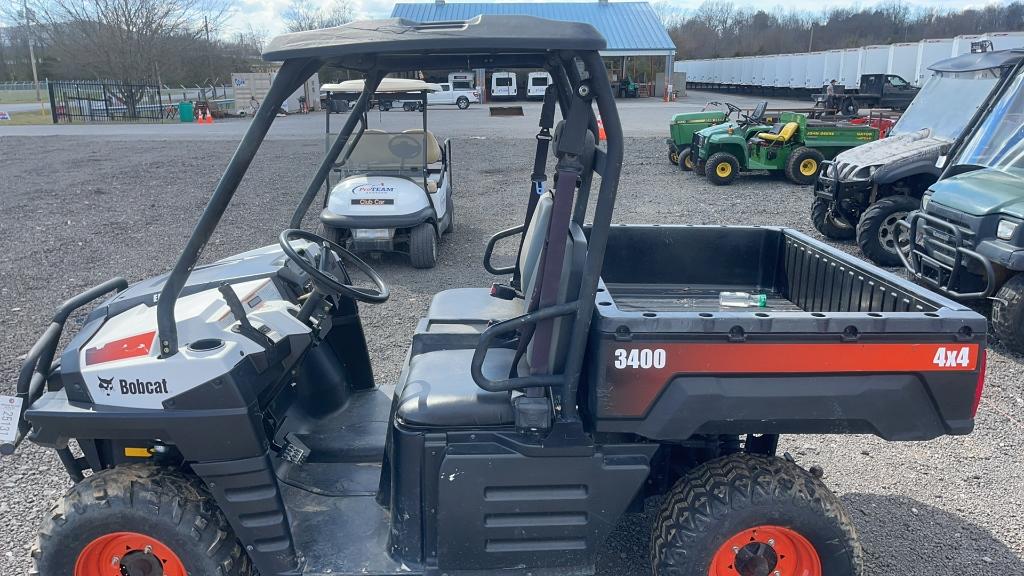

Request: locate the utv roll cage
(154, 16), (621, 425)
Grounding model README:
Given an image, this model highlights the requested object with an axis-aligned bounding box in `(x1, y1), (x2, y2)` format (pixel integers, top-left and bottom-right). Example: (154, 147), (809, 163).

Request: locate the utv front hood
(929, 168), (1024, 218)
(830, 129), (947, 180)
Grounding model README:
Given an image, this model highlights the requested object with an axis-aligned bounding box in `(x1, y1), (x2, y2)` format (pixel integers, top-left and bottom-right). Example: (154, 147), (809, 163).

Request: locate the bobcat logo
(97, 376), (115, 396)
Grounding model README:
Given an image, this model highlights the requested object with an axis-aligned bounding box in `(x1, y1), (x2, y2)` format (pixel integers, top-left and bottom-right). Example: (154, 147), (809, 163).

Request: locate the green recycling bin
(178, 101), (194, 123)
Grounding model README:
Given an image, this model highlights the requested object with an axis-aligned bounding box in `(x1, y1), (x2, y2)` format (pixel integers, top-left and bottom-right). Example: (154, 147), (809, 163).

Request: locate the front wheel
(706, 152), (740, 186)
(456, 96), (470, 110)
(651, 453), (862, 576)
(32, 465), (252, 576)
(409, 222), (438, 268)
(993, 273), (1024, 353)
(855, 195), (918, 267)
(811, 197), (857, 240)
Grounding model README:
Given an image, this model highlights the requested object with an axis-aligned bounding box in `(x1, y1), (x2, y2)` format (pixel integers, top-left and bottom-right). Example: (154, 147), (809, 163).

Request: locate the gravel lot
(1, 133), (1022, 575)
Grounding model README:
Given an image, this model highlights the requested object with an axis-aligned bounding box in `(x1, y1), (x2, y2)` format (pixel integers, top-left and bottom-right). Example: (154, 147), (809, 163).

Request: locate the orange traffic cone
(597, 116), (606, 142)
(206, 110), (214, 124)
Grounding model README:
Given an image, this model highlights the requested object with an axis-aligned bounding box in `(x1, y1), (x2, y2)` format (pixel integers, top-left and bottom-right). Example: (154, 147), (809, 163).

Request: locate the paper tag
(0, 396), (24, 444)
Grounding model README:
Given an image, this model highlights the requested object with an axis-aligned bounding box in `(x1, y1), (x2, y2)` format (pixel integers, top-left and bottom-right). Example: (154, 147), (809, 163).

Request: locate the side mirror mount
(935, 155), (948, 170)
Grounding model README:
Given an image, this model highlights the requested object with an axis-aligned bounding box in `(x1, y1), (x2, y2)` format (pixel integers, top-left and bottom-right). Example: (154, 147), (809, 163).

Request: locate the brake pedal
(280, 433), (310, 465)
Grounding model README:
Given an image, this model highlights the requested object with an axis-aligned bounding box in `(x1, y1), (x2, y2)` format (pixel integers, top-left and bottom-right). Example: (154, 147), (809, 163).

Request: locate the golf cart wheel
(786, 147), (825, 185)
(677, 147), (694, 171)
(993, 273), (1024, 353)
(650, 453), (862, 576)
(706, 152), (739, 186)
(855, 195), (918, 267)
(811, 198), (857, 240)
(457, 96), (470, 110)
(31, 465), (251, 576)
(409, 223), (438, 268)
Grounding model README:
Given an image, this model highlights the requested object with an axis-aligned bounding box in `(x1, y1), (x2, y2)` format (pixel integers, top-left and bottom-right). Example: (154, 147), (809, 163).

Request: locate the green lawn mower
(666, 101), (743, 171)
(693, 111), (880, 186)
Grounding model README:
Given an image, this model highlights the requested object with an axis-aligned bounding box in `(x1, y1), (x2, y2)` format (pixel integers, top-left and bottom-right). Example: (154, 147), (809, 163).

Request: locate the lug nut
(144, 545), (153, 554)
(767, 538), (775, 547)
(111, 556), (120, 566)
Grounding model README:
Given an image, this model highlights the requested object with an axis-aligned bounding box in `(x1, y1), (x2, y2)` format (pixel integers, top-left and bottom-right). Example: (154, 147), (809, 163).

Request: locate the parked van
(527, 71), (552, 99)
(490, 71), (517, 100)
(448, 71), (475, 91)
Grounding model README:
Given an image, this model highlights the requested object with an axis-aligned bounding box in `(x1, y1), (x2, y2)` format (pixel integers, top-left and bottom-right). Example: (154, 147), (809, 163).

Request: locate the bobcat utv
(4, 16), (989, 576)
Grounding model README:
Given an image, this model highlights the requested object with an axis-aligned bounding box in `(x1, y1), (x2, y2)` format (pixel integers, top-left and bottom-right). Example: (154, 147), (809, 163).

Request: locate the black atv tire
(456, 96), (470, 110)
(409, 222), (438, 268)
(811, 197), (857, 240)
(677, 146), (694, 171)
(651, 453), (862, 576)
(993, 273), (1024, 353)
(856, 195), (918, 267)
(786, 147), (826, 185)
(31, 465), (251, 576)
(705, 152), (739, 186)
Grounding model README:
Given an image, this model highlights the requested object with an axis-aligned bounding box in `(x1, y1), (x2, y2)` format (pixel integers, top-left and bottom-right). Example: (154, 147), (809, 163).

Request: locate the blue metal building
(391, 1), (677, 98)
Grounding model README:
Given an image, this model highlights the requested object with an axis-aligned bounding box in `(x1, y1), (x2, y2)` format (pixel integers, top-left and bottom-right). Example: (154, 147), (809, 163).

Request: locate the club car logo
(352, 183), (395, 195)
(97, 376), (169, 396)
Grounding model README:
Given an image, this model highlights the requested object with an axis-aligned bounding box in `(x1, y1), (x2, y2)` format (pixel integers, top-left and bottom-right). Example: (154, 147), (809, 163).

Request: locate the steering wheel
(279, 229), (389, 304)
(387, 134), (422, 160)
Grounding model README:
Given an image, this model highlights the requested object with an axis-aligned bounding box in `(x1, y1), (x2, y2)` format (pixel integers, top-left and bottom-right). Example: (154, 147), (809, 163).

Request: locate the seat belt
(510, 86), (558, 291)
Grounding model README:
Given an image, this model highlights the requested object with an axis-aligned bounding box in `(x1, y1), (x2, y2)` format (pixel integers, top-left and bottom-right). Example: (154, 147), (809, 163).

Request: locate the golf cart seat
(401, 129), (443, 165)
(757, 122), (798, 143)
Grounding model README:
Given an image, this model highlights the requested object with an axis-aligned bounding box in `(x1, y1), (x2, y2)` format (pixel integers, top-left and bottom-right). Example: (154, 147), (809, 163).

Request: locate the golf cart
(665, 101), (740, 170)
(813, 50), (1024, 267)
(900, 49), (1024, 351)
(319, 78), (453, 268)
(693, 110), (879, 186)
(4, 16), (988, 576)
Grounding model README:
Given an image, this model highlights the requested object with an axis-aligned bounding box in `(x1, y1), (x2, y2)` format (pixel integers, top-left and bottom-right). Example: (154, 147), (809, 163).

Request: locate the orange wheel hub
(75, 532), (186, 576)
(709, 525), (821, 576)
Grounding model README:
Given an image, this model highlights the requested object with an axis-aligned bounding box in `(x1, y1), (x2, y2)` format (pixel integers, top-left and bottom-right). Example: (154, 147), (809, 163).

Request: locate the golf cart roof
(321, 78), (442, 94)
(262, 16), (605, 62)
(929, 49), (1024, 73)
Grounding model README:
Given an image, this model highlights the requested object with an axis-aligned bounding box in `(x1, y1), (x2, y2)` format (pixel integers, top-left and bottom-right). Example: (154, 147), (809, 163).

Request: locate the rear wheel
(456, 96), (470, 110)
(677, 146), (694, 171)
(811, 197), (856, 240)
(706, 152), (740, 186)
(786, 147), (825, 185)
(855, 195), (918, 267)
(32, 465), (251, 576)
(651, 453), (862, 576)
(993, 273), (1024, 353)
(409, 222), (438, 268)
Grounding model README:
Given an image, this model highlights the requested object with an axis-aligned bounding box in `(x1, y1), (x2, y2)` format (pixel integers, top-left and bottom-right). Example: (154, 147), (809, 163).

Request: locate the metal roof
(390, 2), (675, 55)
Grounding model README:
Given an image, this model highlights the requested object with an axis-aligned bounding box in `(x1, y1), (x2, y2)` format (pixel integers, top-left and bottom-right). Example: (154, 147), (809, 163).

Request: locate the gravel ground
(1, 134), (1022, 575)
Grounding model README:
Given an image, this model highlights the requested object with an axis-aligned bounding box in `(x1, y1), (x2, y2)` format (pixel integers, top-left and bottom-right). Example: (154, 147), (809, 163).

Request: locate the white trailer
(741, 57), (755, 86)
(861, 45), (890, 75)
(888, 42), (918, 81)
(805, 52), (827, 89)
(232, 72), (320, 113)
(987, 31), (1024, 51)
(786, 53), (806, 88)
(915, 38), (954, 86)
(824, 50), (843, 86)
(952, 34), (985, 56)
(763, 56), (778, 89)
(752, 56), (767, 86)
(775, 54), (793, 88)
(838, 48), (862, 89)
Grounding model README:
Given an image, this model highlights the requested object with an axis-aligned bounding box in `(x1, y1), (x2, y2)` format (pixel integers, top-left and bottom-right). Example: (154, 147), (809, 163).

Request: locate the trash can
(178, 101), (194, 123)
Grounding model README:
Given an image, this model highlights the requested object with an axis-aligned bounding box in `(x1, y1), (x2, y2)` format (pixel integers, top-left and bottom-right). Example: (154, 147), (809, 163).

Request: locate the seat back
(402, 129), (443, 164)
(758, 121), (798, 143)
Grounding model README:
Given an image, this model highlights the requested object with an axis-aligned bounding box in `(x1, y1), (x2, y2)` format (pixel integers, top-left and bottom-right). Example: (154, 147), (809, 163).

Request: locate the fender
(873, 157), (942, 188)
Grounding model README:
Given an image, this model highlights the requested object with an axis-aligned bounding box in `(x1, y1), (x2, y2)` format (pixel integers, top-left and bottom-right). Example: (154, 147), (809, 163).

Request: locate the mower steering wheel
(279, 229), (390, 304)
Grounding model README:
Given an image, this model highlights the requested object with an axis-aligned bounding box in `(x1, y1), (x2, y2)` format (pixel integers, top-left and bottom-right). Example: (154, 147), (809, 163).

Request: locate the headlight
(921, 194), (930, 211)
(997, 219), (1019, 241)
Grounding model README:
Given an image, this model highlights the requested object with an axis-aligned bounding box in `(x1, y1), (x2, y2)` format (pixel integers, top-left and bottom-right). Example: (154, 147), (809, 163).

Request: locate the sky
(229, 0), (995, 39)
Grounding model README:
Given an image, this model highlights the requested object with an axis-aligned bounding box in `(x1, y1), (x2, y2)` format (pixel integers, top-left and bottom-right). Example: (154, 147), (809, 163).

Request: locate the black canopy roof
(263, 15), (606, 62)
(929, 49), (1024, 73)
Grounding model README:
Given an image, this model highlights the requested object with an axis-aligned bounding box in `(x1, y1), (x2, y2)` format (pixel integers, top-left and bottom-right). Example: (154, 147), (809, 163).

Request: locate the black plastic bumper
(320, 205), (434, 230)
(899, 211), (996, 299)
(813, 160), (872, 209)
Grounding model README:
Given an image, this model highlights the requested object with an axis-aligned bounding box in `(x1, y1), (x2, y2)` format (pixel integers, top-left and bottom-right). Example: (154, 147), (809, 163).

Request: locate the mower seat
(396, 348), (516, 427)
(757, 122), (798, 143)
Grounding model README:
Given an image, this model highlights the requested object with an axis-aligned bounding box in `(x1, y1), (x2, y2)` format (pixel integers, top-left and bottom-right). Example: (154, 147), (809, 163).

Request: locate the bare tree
(282, 0), (354, 33)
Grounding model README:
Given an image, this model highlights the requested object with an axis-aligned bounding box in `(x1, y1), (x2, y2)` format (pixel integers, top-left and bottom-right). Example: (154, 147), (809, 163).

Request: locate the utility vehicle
(490, 71), (517, 100)
(693, 111), (879, 186)
(687, 100), (771, 175)
(527, 71), (552, 100)
(813, 50), (1023, 267)
(3, 16), (988, 576)
(900, 49), (1024, 351)
(813, 73), (919, 116)
(665, 101), (740, 170)
(319, 78), (453, 268)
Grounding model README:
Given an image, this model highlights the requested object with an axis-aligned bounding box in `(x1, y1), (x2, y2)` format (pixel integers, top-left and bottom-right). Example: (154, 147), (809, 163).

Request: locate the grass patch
(0, 90), (45, 105)
(0, 112), (53, 126)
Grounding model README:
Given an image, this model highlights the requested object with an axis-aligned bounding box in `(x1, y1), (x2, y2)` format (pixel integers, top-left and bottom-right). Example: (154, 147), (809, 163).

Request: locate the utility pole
(24, 0), (45, 115)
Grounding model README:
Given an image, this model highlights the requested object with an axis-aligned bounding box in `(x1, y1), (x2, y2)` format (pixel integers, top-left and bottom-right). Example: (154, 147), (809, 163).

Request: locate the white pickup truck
(394, 82), (480, 111)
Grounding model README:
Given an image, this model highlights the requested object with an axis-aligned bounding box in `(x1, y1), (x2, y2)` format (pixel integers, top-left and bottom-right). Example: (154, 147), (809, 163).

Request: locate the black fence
(48, 80), (172, 123)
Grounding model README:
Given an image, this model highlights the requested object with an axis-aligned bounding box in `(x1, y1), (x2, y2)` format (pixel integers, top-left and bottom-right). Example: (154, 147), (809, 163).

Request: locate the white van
(527, 71), (551, 100)
(490, 71), (518, 100)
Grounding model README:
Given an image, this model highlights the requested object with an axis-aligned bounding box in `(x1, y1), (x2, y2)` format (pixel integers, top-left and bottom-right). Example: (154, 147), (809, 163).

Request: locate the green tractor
(666, 101), (744, 170)
(693, 110), (880, 186)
